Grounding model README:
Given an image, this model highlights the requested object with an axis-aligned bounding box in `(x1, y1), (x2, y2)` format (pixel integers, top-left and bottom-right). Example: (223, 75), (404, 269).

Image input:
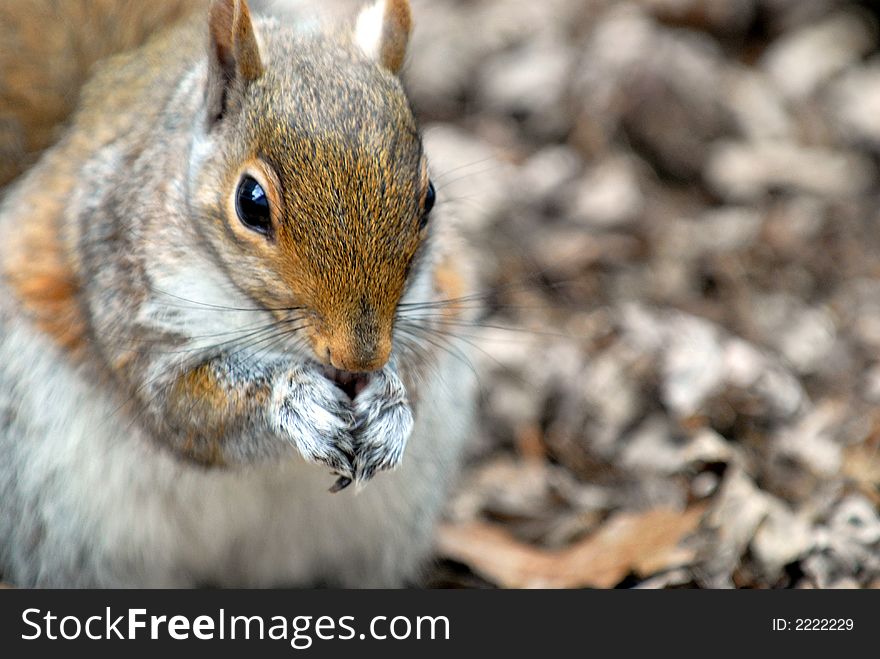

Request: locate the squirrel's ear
(207, 0), (264, 122)
(354, 0), (412, 75)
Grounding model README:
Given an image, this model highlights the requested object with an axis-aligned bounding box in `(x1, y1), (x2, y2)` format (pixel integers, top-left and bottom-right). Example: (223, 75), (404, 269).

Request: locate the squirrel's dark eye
(235, 176), (271, 234)
(420, 181), (435, 230)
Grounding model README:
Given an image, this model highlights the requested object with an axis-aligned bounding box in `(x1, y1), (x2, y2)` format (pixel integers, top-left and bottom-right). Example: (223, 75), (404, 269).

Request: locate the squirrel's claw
(329, 475), (353, 493)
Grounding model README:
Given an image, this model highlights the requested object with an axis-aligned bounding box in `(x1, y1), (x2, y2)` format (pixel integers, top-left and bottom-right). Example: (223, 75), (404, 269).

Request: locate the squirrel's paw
(351, 369), (415, 483)
(270, 366), (356, 477)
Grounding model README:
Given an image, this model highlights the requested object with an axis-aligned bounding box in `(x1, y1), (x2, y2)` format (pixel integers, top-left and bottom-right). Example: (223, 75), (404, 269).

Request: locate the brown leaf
(436, 505), (706, 588)
(842, 444), (880, 506)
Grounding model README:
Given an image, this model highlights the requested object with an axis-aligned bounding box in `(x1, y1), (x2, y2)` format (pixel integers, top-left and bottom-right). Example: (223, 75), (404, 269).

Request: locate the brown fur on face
(203, 22), (426, 373)
(269, 131), (422, 373)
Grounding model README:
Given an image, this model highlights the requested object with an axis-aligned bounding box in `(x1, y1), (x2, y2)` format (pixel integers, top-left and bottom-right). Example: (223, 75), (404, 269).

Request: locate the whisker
(100, 315), (307, 358)
(148, 285), (306, 313)
(397, 315), (572, 340)
(397, 320), (543, 390)
(431, 156), (498, 183)
(395, 325), (483, 387)
(223, 323), (312, 364)
(96, 315), (311, 434)
(435, 163), (505, 189)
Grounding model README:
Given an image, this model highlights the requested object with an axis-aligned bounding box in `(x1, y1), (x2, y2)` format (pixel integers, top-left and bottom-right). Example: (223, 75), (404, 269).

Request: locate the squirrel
(0, 0), (476, 587)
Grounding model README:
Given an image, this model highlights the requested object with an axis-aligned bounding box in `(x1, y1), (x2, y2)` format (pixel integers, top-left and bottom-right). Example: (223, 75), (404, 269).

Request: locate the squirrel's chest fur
(0, 302), (473, 587)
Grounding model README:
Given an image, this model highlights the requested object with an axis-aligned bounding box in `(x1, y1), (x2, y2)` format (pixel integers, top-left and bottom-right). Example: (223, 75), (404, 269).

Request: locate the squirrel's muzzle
(326, 340), (390, 373)
(312, 308), (393, 374)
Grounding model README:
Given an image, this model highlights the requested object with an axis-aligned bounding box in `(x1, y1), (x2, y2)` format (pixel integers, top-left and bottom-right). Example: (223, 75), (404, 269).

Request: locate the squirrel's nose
(312, 300), (394, 373)
(314, 333), (391, 374)
(327, 343), (390, 373)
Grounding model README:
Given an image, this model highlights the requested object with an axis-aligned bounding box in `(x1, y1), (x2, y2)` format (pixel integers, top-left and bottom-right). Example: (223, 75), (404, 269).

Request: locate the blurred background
(383, 0), (880, 588)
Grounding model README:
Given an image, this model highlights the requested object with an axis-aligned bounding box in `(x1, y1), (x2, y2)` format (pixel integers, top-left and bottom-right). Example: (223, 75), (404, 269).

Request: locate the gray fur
(352, 366), (414, 482)
(270, 365), (357, 477)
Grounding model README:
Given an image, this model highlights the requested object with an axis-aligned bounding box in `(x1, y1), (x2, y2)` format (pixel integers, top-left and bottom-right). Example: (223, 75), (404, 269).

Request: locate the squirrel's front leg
(268, 365), (356, 478)
(153, 356), (356, 480)
(351, 366), (415, 483)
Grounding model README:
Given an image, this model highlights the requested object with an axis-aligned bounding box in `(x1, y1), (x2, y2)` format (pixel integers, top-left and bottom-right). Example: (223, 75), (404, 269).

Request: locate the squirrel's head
(189, 0), (432, 373)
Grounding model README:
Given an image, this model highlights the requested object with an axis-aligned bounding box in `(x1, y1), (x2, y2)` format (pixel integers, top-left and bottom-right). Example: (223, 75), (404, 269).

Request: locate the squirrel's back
(0, 0), (207, 187)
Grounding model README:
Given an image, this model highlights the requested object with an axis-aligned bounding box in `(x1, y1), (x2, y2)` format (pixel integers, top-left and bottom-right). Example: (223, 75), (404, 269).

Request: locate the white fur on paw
(352, 368), (414, 483)
(270, 367), (356, 477)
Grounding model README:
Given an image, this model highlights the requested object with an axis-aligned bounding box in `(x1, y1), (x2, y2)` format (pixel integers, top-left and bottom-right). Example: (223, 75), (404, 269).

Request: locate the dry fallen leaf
(842, 444), (880, 506)
(436, 505), (706, 588)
